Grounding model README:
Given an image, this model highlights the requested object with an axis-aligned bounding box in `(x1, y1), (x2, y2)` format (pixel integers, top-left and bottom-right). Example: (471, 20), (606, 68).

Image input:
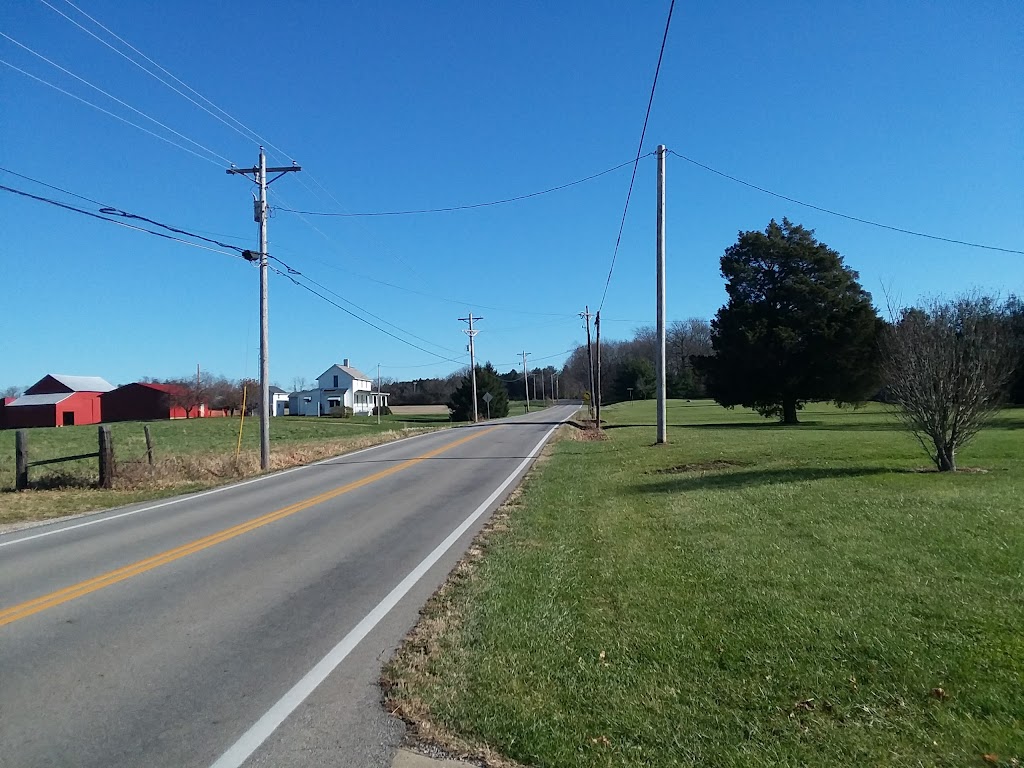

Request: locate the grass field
(384, 400), (1024, 767)
(0, 414), (452, 525)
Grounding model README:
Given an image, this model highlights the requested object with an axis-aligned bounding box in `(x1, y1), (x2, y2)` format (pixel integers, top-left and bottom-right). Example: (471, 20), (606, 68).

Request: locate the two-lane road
(0, 405), (578, 768)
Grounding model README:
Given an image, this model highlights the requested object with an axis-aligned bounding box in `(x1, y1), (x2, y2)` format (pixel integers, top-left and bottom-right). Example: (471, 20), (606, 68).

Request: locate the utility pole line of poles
(521, 351), (531, 413)
(227, 147), (301, 469)
(581, 305), (595, 419)
(595, 310), (602, 430)
(656, 144), (668, 444)
(459, 313), (482, 422)
(377, 362), (382, 426)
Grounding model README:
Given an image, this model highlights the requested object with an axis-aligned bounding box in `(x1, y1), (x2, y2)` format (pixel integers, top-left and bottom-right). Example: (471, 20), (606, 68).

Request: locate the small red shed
(1, 374), (114, 429)
(101, 382), (193, 422)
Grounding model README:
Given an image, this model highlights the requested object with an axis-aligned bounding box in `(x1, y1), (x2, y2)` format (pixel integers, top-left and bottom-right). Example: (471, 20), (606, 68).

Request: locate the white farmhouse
(288, 359), (389, 417)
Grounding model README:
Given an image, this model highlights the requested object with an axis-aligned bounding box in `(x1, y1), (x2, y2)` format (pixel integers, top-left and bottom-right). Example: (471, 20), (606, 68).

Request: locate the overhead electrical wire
(1, 169), (470, 365)
(266, 255), (464, 356)
(598, 0), (676, 312)
(0, 182), (244, 259)
(667, 150), (1024, 256)
(0, 31), (232, 166)
(275, 156), (651, 217)
(0, 58), (224, 169)
(268, 265), (467, 365)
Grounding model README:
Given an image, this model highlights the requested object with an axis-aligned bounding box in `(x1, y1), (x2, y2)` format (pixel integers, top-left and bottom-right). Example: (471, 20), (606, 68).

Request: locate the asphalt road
(0, 405), (578, 768)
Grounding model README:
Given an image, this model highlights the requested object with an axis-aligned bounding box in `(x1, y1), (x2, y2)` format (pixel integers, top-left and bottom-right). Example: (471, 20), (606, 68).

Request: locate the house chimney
(343, 358), (350, 367)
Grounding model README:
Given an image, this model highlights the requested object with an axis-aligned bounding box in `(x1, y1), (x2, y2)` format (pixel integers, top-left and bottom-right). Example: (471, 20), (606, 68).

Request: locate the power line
(275, 156), (650, 217)
(598, 0), (676, 312)
(0, 167), (248, 253)
(0, 31), (232, 165)
(0, 182), (244, 259)
(0, 58), (223, 169)
(267, 255), (464, 356)
(668, 150), (1024, 256)
(36, 0), (267, 152)
(268, 265), (467, 365)
(269, 189), (576, 318)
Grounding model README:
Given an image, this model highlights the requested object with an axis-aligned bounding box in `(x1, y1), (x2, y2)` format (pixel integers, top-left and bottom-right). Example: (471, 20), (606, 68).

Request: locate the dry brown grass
(381, 428), (567, 767)
(0, 428), (436, 528)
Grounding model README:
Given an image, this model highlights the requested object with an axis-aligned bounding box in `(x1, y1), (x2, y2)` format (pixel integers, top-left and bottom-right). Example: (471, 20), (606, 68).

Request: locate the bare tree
(2, 385), (23, 399)
(882, 295), (1017, 471)
(291, 376), (309, 393)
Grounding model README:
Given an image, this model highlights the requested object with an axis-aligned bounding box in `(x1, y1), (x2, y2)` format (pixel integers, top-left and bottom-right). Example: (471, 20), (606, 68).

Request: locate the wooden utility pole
(459, 313), (482, 422)
(520, 351), (531, 413)
(582, 305), (596, 418)
(656, 144), (668, 444)
(595, 311), (602, 429)
(227, 147), (302, 469)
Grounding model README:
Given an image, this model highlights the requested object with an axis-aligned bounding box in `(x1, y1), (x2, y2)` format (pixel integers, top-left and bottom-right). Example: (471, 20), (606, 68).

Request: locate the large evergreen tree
(448, 363), (510, 421)
(701, 219), (883, 423)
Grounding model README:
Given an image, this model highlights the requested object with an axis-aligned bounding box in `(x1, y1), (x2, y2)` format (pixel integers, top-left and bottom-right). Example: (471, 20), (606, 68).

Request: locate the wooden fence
(14, 425), (121, 490)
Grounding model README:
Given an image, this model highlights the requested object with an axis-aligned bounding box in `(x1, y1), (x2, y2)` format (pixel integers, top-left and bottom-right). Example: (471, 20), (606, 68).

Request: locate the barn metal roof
(48, 374), (115, 392)
(6, 393), (73, 407)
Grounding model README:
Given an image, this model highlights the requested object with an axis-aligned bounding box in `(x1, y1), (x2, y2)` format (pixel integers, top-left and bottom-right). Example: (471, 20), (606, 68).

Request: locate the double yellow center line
(0, 427), (495, 629)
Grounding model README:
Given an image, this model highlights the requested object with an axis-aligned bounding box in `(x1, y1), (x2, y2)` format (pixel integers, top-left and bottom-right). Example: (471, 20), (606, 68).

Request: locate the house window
(333, 375), (339, 388)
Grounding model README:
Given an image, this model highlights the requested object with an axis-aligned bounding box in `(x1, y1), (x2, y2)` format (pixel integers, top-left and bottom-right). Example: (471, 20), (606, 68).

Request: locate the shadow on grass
(639, 465), (893, 493)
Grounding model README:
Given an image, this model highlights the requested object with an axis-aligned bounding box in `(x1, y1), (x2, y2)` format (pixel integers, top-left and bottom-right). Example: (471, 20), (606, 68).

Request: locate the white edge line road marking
(0, 427), (450, 550)
(208, 410), (572, 768)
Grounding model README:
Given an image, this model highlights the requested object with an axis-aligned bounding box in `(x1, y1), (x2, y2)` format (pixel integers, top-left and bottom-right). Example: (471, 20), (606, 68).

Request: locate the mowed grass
(384, 400), (1024, 767)
(0, 414), (453, 524)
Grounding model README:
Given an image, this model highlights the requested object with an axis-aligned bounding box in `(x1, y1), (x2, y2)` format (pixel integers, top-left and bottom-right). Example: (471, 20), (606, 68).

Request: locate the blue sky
(2, 0), (1021, 390)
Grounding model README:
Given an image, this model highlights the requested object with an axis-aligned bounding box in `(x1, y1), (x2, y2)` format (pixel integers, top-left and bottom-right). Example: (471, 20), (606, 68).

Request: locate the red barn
(101, 382), (194, 422)
(2, 374), (114, 429)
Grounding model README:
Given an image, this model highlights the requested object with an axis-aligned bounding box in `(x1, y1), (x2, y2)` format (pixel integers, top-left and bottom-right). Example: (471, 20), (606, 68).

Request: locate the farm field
(384, 400), (1024, 767)
(0, 413), (453, 525)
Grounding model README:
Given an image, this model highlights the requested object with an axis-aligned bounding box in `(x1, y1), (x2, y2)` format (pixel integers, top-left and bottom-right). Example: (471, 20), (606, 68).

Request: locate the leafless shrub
(881, 294), (1016, 471)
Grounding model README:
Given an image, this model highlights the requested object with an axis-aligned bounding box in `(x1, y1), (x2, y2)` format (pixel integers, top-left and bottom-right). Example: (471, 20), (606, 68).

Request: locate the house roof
(47, 374), (115, 393)
(7, 393), (73, 407)
(268, 386), (286, 394)
(319, 364), (372, 382)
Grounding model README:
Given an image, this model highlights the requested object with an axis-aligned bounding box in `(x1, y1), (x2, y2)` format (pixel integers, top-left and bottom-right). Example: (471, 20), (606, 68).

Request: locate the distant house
(101, 382), (195, 422)
(269, 386), (289, 417)
(1, 374), (114, 429)
(289, 359), (389, 416)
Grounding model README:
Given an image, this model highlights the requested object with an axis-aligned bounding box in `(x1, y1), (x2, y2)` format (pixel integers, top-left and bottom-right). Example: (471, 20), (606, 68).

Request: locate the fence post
(98, 426), (114, 489)
(15, 430), (28, 490)
(144, 425), (154, 465)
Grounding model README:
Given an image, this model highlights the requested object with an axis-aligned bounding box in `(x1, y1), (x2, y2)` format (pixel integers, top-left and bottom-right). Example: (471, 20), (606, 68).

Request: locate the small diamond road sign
(482, 392), (493, 403)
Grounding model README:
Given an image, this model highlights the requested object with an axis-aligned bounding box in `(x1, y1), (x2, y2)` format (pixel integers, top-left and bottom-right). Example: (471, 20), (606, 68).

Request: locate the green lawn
(384, 400), (1024, 767)
(0, 414), (453, 524)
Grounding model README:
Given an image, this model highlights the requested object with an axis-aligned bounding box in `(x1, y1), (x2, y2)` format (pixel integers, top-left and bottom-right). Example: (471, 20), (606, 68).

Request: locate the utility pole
(581, 305), (596, 419)
(227, 147), (301, 469)
(377, 362), (381, 425)
(656, 144), (668, 444)
(459, 313), (482, 422)
(595, 311), (602, 429)
(521, 351), (531, 413)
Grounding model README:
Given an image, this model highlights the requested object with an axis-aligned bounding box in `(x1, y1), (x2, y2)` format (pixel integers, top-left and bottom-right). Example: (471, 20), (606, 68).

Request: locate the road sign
(482, 392), (493, 403)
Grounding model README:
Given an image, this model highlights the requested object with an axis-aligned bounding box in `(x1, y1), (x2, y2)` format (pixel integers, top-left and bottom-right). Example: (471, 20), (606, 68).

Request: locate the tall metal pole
(227, 147), (301, 470)
(521, 351), (530, 413)
(460, 313), (481, 422)
(257, 148), (271, 467)
(595, 311), (602, 429)
(656, 144), (668, 444)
